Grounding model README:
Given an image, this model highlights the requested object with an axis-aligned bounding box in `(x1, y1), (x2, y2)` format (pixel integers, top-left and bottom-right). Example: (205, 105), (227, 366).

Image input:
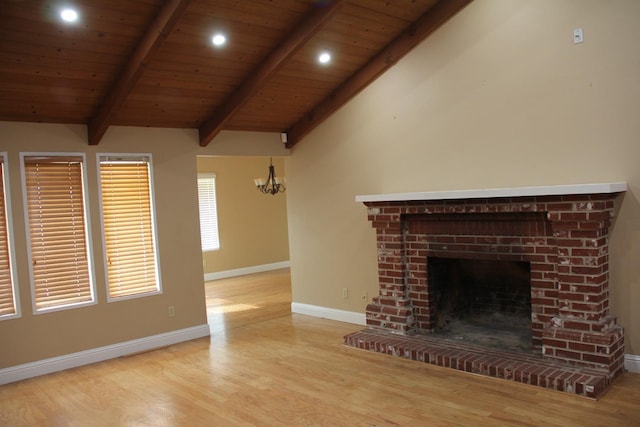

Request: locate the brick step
(344, 328), (613, 398)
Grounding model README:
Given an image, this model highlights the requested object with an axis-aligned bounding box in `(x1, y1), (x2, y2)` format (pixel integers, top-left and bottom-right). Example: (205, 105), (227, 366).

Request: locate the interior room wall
(0, 123), (286, 369)
(197, 156), (290, 274)
(286, 0), (640, 355)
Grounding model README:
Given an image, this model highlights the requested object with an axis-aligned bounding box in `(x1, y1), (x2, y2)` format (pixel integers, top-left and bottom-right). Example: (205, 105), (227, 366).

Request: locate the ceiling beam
(198, 0), (345, 147)
(87, 0), (192, 145)
(284, 0), (474, 149)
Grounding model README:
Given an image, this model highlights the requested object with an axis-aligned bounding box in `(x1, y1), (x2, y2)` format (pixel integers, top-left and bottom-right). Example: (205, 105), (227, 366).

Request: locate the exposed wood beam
(198, 0), (345, 147)
(87, 0), (192, 145)
(284, 0), (474, 149)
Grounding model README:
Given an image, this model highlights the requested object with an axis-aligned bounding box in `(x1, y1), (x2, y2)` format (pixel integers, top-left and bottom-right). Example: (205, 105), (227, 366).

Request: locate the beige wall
(197, 156), (289, 274)
(286, 0), (640, 355)
(0, 123), (285, 368)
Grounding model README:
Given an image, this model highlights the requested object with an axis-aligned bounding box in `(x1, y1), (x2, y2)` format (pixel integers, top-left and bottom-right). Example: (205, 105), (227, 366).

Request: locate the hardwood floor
(1, 268), (639, 426)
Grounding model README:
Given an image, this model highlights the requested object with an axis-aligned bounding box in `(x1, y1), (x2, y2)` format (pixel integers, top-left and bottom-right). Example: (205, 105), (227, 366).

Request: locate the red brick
(582, 333), (615, 345)
(585, 293), (607, 303)
(578, 221), (609, 230)
(584, 237), (607, 248)
(572, 247), (604, 257)
(559, 212), (589, 221)
(551, 221), (580, 230)
(561, 292), (586, 302)
(587, 211), (612, 220)
(543, 339), (568, 348)
(557, 238), (585, 247)
(571, 229), (606, 238)
(585, 274), (607, 285)
(566, 302), (602, 313)
(558, 274), (585, 284)
(582, 353), (611, 365)
(546, 202), (575, 211)
(572, 265), (604, 275)
(568, 341), (596, 353)
(554, 348), (582, 362)
(563, 320), (591, 331)
(548, 329), (583, 341)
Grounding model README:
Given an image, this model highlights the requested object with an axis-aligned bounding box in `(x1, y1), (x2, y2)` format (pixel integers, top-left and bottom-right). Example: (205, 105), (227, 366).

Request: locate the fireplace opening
(427, 257), (532, 353)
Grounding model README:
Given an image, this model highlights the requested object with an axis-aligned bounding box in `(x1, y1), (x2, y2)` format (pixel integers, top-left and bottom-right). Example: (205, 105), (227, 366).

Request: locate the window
(22, 154), (95, 313)
(197, 173), (220, 251)
(99, 155), (160, 300)
(0, 154), (19, 319)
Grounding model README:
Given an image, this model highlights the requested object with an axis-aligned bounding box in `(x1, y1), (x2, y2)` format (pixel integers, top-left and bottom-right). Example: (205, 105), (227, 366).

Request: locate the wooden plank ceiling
(0, 0), (472, 148)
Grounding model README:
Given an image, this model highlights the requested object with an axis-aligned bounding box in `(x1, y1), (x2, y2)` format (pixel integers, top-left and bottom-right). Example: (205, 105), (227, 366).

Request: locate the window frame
(20, 152), (97, 314)
(97, 153), (162, 303)
(0, 153), (20, 320)
(197, 172), (221, 252)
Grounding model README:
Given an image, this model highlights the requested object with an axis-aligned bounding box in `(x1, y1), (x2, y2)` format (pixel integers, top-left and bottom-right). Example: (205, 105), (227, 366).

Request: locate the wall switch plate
(573, 28), (584, 44)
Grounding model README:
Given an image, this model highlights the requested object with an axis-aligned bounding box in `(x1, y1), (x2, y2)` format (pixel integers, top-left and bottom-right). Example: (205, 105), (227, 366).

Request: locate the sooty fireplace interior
(344, 183), (627, 398)
(429, 257), (532, 353)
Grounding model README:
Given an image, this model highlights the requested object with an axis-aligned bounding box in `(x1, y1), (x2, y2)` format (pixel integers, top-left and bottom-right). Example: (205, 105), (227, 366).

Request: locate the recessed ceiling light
(318, 51), (331, 65)
(211, 33), (227, 47)
(60, 8), (79, 23)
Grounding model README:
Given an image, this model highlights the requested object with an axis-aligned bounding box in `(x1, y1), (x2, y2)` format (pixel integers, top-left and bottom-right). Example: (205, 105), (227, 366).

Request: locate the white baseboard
(0, 324), (210, 385)
(625, 354), (640, 373)
(291, 302), (366, 325)
(204, 261), (290, 281)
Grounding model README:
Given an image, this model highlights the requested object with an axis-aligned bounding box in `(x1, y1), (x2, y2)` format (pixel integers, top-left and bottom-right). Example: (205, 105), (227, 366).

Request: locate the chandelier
(254, 158), (285, 195)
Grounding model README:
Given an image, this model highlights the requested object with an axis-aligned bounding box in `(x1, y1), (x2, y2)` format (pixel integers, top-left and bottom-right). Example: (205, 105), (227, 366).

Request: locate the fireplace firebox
(344, 183), (626, 398)
(428, 257), (532, 352)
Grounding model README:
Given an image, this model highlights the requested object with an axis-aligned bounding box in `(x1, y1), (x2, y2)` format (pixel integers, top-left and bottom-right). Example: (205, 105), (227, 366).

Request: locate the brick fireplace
(344, 183), (626, 398)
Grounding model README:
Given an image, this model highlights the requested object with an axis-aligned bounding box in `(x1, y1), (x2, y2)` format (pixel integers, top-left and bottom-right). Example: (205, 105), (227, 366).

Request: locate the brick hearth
(344, 329), (612, 398)
(346, 184), (626, 398)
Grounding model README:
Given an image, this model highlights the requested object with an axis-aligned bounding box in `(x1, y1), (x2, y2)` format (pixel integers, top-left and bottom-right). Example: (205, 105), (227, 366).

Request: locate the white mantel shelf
(355, 182), (628, 203)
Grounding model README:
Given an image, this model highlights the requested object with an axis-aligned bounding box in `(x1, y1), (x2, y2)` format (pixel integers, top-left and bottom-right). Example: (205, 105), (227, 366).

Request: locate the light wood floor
(1, 268), (639, 426)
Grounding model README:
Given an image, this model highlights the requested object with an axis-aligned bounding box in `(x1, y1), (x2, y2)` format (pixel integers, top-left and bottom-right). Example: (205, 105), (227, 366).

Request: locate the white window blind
(197, 173), (220, 251)
(23, 155), (94, 312)
(99, 155), (160, 300)
(0, 157), (17, 318)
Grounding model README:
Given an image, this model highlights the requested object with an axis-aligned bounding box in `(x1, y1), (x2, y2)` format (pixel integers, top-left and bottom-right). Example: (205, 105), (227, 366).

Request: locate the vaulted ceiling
(0, 0), (472, 148)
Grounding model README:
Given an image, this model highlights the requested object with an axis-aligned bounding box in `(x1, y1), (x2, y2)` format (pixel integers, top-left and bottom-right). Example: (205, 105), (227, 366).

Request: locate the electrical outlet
(168, 306), (175, 317)
(573, 28), (584, 44)
(342, 288), (348, 299)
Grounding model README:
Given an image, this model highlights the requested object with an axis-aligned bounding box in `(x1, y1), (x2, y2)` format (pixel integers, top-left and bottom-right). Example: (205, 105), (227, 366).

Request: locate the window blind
(197, 174), (220, 251)
(100, 157), (159, 299)
(0, 160), (16, 317)
(24, 156), (93, 311)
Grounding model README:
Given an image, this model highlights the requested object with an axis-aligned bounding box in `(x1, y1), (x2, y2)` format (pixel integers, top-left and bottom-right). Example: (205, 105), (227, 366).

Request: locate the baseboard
(204, 261), (290, 281)
(0, 324), (210, 385)
(625, 354), (640, 373)
(291, 302), (366, 325)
